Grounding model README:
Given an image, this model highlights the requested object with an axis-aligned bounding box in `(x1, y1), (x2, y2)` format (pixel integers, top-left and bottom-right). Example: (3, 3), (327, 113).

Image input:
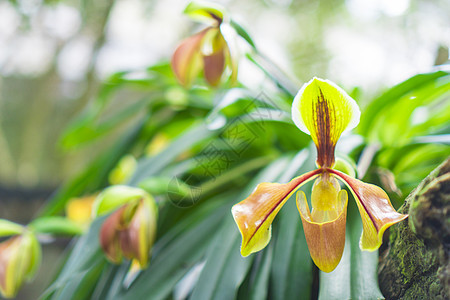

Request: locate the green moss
(403, 275), (444, 300)
(378, 158), (449, 299)
(390, 221), (436, 284)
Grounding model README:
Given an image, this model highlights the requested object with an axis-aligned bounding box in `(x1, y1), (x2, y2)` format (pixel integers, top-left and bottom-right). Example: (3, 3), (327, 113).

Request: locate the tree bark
(378, 158), (449, 299)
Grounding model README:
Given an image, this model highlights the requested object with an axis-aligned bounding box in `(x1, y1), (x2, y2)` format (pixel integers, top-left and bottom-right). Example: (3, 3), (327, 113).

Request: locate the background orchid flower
(94, 185), (158, 270)
(232, 78), (408, 273)
(171, 1), (237, 87)
(0, 230), (41, 299)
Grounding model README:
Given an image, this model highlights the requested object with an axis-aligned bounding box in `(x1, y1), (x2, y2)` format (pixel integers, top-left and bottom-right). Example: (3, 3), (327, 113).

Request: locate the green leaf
(409, 98), (450, 138)
(206, 88), (247, 122)
(373, 78), (450, 146)
(246, 243), (273, 300)
(359, 70), (450, 140)
(271, 197), (314, 300)
(189, 218), (253, 300)
(230, 19), (256, 49)
(90, 264), (120, 300)
(190, 155), (294, 300)
(40, 216), (106, 299)
(138, 176), (192, 198)
(51, 260), (106, 300)
(128, 122), (218, 186)
(318, 238), (351, 300)
(0, 219), (24, 237)
(334, 155), (357, 178)
(29, 217), (84, 236)
(61, 97), (149, 149)
(26, 232), (42, 280)
(245, 53), (299, 97)
(348, 198), (384, 299)
(39, 118), (146, 217)
(392, 144), (450, 192)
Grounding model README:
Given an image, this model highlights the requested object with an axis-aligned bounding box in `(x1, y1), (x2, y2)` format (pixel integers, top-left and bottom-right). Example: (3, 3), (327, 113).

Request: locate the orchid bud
(0, 232), (41, 298)
(96, 186), (158, 269)
(119, 198), (156, 268)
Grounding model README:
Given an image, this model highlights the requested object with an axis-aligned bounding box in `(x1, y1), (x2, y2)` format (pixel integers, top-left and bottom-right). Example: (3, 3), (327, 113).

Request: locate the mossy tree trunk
(378, 158), (449, 299)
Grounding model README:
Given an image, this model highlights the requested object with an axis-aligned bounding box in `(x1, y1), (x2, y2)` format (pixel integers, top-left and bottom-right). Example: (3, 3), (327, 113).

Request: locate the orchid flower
(94, 186), (158, 269)
(0, 231), (40, 298)
(171, 1), (237, 87)
(232, 78), (408, 272)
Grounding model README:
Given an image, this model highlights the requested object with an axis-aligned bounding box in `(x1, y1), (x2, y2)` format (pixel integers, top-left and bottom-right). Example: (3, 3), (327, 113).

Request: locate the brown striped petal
(328, 169), (408, 251)
(232, 169), (321, 257)
(292, 78), (360, 167)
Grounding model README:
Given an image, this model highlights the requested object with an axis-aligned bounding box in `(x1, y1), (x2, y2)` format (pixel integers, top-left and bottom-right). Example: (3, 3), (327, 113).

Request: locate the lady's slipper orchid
(95, 186), (158, 269)
(171, 1), (237, 87)
(232, 78), (408, 272)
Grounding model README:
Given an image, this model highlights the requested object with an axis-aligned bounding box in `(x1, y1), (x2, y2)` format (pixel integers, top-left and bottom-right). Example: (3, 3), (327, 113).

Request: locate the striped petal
(296, 176), (348, 272)
(328, 169), (408, 250)
(232, 169), (321, 257)
(292, 78), (360, 167)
